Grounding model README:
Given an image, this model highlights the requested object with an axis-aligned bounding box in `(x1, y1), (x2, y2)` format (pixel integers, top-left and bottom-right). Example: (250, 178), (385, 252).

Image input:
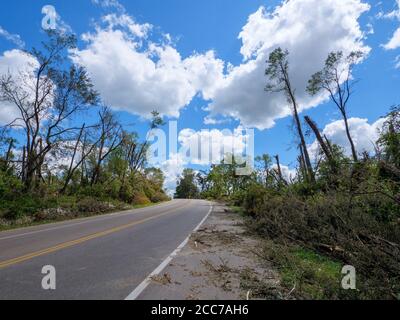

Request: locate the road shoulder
(137, 202), (281, 300)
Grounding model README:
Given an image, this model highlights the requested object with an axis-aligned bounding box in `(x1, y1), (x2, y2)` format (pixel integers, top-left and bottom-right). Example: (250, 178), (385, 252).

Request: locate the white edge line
(125, 204), (213, 301)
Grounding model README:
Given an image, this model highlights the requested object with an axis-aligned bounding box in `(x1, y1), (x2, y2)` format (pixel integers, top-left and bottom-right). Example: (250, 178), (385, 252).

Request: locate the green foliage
(1, 196), (43, 220)
(175, 169), (199, 199)
(378, 106), (400, 169)
(265, 48), (290, 94)
(198, 107), (400, 299)
(307, 51), (363, 96)
(0, 31), (169, 230)
(198, 157), (256, 200)
(264, 243), (344, 300)
(0, 170), (23, 200)
(0, 155), (169, 226)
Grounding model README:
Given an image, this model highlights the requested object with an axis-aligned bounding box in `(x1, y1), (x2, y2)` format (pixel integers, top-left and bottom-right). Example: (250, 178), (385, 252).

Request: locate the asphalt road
(0, 199), (212, 300)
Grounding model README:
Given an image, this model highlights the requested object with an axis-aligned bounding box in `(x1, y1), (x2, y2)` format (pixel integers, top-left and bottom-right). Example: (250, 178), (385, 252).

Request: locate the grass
(240, 267), (281, 300)
(261, 241), (344, 300)
(230, 205), (246, 217)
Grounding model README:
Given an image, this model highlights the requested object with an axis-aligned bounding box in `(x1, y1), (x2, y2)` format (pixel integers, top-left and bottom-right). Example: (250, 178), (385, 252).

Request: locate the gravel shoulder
(138, 202), (281, 300)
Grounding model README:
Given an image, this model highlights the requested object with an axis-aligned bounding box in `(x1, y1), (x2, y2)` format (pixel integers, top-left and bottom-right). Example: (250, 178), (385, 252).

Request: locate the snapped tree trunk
(305, 116), (336, 172)
(291, 99), (314, 183)
(275, 155), (288, 185)
(281, 64), (314, 183)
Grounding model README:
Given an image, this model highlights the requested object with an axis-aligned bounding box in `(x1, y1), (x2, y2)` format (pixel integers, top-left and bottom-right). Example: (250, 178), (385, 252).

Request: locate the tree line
(0, 31), (169, 223)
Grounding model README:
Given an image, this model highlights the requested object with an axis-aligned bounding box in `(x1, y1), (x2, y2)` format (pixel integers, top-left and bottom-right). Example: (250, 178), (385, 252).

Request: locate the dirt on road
(139, 203), (282, 300)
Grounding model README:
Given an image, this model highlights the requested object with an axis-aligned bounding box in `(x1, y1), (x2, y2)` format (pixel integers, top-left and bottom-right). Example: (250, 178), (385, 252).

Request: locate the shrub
(131, 191), (151, 206)
(77, 197), (111, 214)
(149, 191), (170, 203)
(244, 191), (400, 299)
(0, 196), (44, 220)
(0, 171), (23, 200)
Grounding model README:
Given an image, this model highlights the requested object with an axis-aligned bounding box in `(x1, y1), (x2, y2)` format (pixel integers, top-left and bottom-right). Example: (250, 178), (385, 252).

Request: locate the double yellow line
(0, 201), (191, 270)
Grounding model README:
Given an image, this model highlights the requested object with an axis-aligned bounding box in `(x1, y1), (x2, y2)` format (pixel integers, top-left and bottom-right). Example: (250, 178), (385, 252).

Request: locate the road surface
(0, 199), (212, 300)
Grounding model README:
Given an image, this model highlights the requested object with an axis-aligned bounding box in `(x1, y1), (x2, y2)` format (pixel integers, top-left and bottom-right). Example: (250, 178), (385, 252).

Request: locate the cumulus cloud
(178, 126), (249, 165)
(71, 13), (224, 119)
(205, 0), (371, 130)
(158, 153), (187, 196)
(155, 126), (250, 193)
(272, 164), (297, 182)
(74, 0), (371, 129)
(0, 49), (39, 125)
(309, 117), (385, 159)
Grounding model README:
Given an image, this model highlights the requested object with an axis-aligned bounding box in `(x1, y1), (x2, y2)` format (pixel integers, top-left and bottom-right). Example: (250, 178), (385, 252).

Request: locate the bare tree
(307, 51), (363, 162)
(274, 154), (288, 186)
(266, 48), (314, 183)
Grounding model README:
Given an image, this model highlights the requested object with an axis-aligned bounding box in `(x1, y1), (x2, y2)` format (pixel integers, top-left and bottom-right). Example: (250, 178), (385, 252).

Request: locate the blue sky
(1, 0), (400, 189)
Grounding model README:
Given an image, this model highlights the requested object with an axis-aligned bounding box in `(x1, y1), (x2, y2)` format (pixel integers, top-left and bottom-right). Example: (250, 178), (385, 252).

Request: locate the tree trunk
(282, 64), (314, 183)
(21, 147), (26, 181)
(292, 100), (314, 183)
(275, 155), (287, 185)
(4, 139), (14, 168)
(305, 116), (335, 167)
(342, 112), (358, 162)
(299, 145), (308, 182)
(61, 125), (85, 194)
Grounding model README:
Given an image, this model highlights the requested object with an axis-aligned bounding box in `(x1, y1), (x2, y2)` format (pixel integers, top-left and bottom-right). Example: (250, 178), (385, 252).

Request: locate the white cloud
(309, 117), (385, 159)
(178, 126), (249, 165)
(156, 126), (249, 193)
(71, 14), (224, 119)
(0, 26), (25, 48)
(158, 153), (187, 195)
(205, 0), (370, 130)
(92, 0), (125, 12)
(0, 50), (39, 125)
(384, 27), (400, 50)
(396, 55), (400, 68)
(272, 164), (297, 182)
(74, 0), (371, 129)
(383, 0), (400, 20)
(382, 0), (400, 50)
(56, 14), (73, 35)
(101, 14), (152, 38)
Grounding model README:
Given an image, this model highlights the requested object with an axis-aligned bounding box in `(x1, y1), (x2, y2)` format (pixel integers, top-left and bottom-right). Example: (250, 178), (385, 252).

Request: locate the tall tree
(175, 169), (199, 199)
(90, 107), (124, 186)
(265, 48), (314, 183)
(255, 154), (273, 187)
(307, 51), (363, 162)
(0, 30), (98, 189)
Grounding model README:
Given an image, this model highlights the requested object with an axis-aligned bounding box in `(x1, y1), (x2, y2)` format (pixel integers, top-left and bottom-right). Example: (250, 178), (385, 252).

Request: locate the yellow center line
(0, 201), (192, 270)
